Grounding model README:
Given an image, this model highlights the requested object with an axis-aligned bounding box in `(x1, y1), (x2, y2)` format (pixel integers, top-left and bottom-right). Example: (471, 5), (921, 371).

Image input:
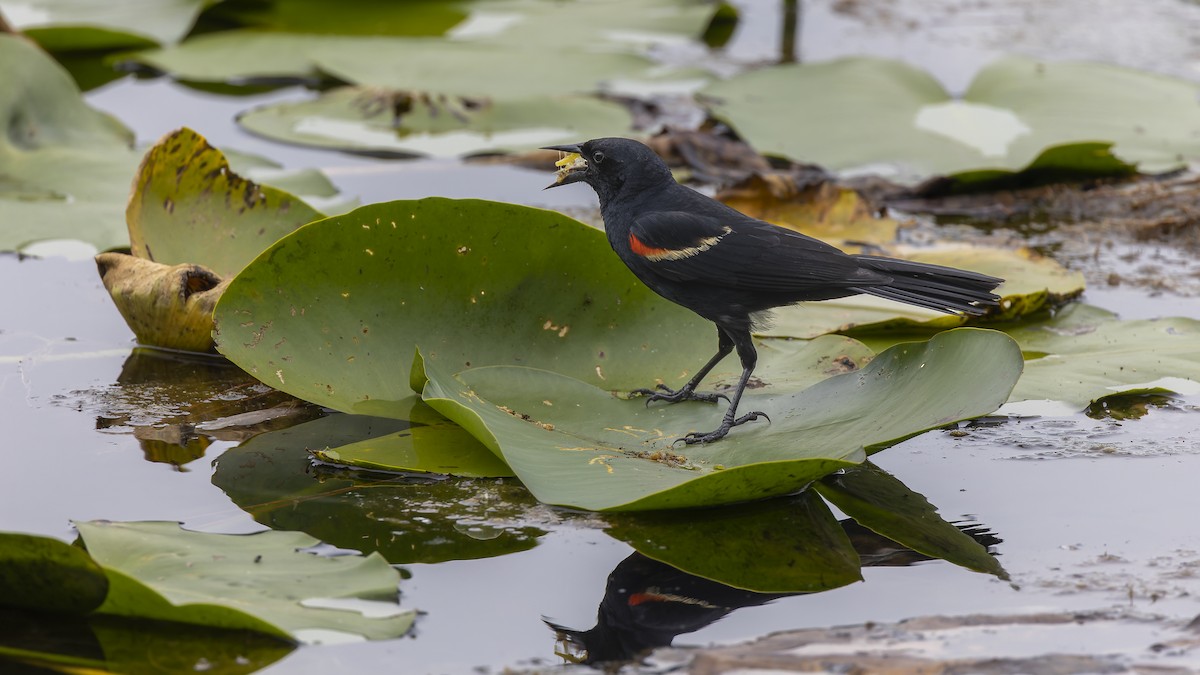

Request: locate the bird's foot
(630, 384), (728, 406)
(679, 410), (770, 444)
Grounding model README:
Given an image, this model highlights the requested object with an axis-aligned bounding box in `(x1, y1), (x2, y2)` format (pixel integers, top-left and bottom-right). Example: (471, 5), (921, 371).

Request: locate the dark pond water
(5, 1), (1200, 673)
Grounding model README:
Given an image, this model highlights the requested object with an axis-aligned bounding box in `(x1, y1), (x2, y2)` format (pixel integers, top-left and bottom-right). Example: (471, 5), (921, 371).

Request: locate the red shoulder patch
(629, 233), (671, 258)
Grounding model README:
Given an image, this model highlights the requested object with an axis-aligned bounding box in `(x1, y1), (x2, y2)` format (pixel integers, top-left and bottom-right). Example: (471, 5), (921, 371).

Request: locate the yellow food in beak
(554, 152), (587, 184)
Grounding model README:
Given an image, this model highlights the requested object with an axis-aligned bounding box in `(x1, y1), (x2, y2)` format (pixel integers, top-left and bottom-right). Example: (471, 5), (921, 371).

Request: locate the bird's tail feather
(849, 255), (1002, 316)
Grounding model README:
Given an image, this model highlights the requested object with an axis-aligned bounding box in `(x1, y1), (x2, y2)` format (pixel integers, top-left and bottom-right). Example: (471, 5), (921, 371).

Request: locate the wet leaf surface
(421, 329), (1023, 511)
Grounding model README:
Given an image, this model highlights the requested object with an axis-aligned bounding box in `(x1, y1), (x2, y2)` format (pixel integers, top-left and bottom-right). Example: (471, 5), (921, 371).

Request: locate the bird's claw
(677, 410), (769, 444)
(630, 385), (728, 407)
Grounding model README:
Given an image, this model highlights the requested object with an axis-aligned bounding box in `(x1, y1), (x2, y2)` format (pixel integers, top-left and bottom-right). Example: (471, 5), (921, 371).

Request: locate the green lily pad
(704, 55), (1200, 178)
(814, 462), (1008, 579)
(0, 524), (413, 642)
(940, 142), (1138, 194)
(127, 127), (325, 278)
(213, 199), (717, 416)
(313, 418), (514, 478)
(213, 413), (545, 564)
(1005, 304), (1200, 410)
(762, 245), (1085, 338)
(76, 521), (413, 642)
(237, 86), (633, 157)
(9, 0), (212, 50)
(0, 533), (109, 614)
(606, 491), (861, 593)
(421, 328), (1023, 511)
(0, 34), (139, 253)
(131, 31), (672, 99)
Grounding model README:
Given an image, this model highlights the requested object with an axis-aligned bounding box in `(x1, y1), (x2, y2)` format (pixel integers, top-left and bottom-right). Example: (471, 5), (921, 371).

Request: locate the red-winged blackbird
(544, 138), (1002, 443)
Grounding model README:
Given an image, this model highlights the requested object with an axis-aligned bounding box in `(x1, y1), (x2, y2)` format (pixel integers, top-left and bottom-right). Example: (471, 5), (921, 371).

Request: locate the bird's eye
(592, 151), (605, 164)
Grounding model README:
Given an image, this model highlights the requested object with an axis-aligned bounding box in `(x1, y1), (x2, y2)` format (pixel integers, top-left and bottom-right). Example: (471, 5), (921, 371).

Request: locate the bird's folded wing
(630, 211), (888, 292)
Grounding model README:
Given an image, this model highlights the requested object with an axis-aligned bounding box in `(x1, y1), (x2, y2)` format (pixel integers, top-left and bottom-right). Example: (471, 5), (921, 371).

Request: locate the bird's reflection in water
(548, 519), (1001, 665)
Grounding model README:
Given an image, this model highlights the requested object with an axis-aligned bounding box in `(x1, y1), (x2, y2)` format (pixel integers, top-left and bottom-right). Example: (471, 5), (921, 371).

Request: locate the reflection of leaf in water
(212, 414), (547, 564)
(815, 462), (1008, 579)
(606, 491), (861, 593)
(0, 608), (293, 675)
(63, 348), (320, 468)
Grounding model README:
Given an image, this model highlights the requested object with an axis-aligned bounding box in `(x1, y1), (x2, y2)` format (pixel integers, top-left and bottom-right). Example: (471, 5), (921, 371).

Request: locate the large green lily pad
(421, 328), (1023, 511)
(213, 413), (544, 564)
(762, 245), (1085, 338)
(0, 523), (413, 642)
(128, 127), (325, 278)
(704, 55), (1200, 178)
(237, 86), (633, 157)
(213, 199), (717, 416)
(0, 34), (139, 253)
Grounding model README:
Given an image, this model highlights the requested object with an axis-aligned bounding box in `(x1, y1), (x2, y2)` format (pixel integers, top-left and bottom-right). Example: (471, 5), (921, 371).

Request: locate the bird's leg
(682, 329), (768, 444)
(632, 328), (732, 405)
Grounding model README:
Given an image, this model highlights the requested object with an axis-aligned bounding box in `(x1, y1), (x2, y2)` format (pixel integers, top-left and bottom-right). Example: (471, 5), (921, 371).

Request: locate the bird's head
(542, 137), (673, 204)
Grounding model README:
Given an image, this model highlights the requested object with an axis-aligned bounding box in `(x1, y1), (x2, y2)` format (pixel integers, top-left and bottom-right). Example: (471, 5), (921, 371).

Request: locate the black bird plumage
(545, 138), (1002, 443)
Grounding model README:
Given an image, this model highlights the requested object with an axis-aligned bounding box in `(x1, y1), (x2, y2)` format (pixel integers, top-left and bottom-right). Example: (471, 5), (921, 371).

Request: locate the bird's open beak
(541, 144), (587, 189)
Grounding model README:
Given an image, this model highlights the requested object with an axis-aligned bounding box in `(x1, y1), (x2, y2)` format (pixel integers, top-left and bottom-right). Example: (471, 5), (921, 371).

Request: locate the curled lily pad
(237, 86), (633, 158)
(128, 127), (326, 278)
(95, 253), (227, 353)
(704, 55), (1200, 179)
(420, 328), (1023, 511)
